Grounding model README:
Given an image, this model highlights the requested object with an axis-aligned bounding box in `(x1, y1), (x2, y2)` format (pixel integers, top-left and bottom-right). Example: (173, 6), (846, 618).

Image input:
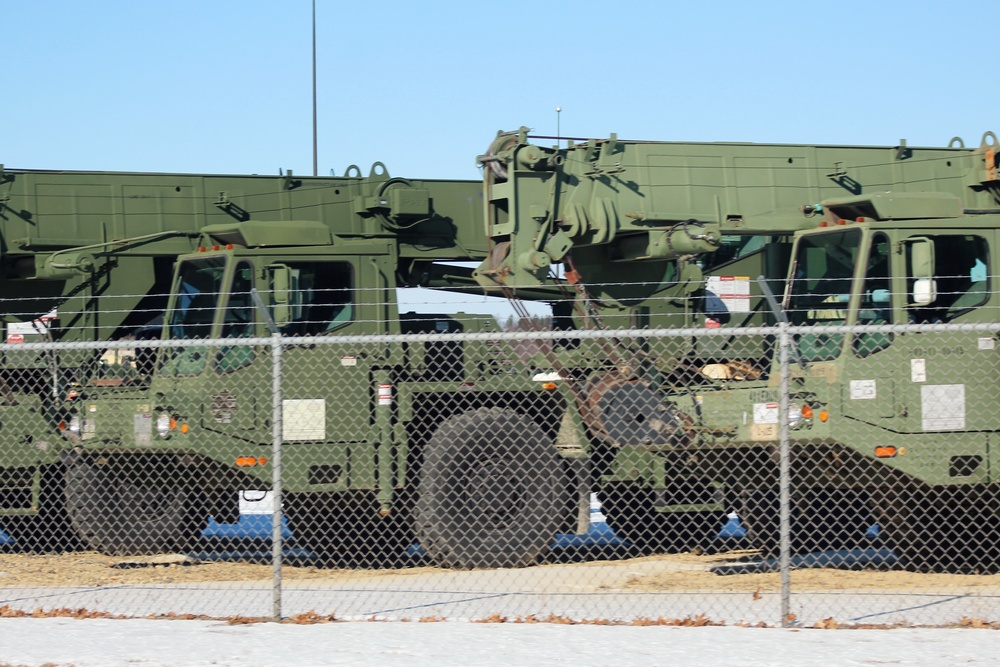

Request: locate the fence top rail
(4, 321), (1000, 353)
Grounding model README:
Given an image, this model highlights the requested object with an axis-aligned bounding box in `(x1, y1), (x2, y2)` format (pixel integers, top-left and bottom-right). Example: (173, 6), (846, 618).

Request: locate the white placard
(753, 402), (779, 424)
(282, 398), (326, 441)
(7, 321), (43, 336)
(6, 309), (57, 340)
(922, 384), (965, 431)
(849, 379), (877, 400)
(910, 359), (926, 383)
(239, 490), (274, 514)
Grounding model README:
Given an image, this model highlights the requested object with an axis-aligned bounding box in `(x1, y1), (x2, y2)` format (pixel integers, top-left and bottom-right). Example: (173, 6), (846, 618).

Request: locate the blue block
(201, 514), (292, 541)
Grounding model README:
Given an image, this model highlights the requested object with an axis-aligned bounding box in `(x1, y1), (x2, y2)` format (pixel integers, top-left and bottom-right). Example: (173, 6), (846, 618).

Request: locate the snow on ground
(1, 618), (1000, 667)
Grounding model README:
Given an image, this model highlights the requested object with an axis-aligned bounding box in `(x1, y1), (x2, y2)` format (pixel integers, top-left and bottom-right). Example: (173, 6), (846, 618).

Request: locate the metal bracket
(213, 192), (250, 222)
(895, 139), (911, 161)
(986, 147), (998, 182)
(281, 170), (301, 191)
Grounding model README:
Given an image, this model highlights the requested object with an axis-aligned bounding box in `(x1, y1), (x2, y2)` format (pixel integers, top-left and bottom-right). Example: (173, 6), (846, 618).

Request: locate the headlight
(156, 412), (172, 438)
(788, 404), (803, 428)
(68, 415), (81, 434)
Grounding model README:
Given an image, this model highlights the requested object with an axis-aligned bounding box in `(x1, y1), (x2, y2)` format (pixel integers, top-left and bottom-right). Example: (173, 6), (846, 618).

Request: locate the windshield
(786, 229), (861, 326)
(167, 257), (226, 339)
(222, 262), (254, 338)
(785, 229), (861, 361)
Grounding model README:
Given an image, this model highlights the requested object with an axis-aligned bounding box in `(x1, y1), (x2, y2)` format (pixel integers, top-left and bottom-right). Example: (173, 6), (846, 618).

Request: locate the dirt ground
(2, 548), (999, 595)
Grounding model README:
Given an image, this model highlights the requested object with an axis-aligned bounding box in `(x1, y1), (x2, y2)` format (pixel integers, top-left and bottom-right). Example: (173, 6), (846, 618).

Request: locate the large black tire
(284, 490), (415, 568)
(739, 490), (782, 556)
(740, 488), (874, 557)
(416, 407), (563, 569)
(797, 488), (874, 554)
(598, 483), (725, 554)
(0, 464), (84, 553)
(65, 458), (207, 556)
(874, 485), (1000, 574)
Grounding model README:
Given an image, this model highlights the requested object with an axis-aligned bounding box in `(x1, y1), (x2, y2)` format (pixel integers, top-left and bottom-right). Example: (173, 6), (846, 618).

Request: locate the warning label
(706, 276), (751, 314)
(6, 309), (57, 343)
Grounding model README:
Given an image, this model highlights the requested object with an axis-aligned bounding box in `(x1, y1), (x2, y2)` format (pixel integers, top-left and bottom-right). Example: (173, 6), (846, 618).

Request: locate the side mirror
(268, 264), (293, 327)
(906, 237), (936, 305)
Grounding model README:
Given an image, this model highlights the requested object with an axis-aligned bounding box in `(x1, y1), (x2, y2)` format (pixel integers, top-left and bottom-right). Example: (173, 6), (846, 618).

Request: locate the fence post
(271, 332), (284, 621)
(778, 322), (792, 626)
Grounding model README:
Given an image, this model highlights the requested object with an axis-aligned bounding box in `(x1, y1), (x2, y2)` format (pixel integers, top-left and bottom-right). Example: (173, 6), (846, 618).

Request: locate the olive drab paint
(0, 128), (998, 572)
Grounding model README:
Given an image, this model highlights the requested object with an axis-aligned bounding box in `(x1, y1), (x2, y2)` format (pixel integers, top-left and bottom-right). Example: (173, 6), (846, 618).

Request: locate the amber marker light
(236, 456), (268, 467)
(875, 446), (897, 458)
(801, 405), (813, 420)
(180, 423), (189, 434)
(819, 410), (829, 422)
(542, 382), (558, 391)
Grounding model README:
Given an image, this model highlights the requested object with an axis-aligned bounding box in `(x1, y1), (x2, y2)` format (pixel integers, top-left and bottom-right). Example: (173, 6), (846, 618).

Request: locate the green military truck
(0, 164), (489, 551)
(683, 183), (1000, 573)
(476, 129), (1000, 571)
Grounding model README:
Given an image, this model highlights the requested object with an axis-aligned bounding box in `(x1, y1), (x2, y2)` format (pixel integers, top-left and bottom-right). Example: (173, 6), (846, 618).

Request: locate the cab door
(201, 259), (269, 441)
(276, 256), (399, 447)
(276, 255), (401, 492)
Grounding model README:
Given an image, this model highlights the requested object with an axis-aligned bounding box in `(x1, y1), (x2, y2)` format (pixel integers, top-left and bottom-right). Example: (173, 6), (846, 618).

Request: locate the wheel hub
(465, 457), (521, 528)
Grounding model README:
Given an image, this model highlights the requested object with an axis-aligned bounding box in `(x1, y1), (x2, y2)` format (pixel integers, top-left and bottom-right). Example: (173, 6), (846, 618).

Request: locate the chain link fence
(2, 315), (1000, 627)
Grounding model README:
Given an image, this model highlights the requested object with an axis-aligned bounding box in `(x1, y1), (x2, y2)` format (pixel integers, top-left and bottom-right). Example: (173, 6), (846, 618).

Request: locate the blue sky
(4, 1), (995, 181)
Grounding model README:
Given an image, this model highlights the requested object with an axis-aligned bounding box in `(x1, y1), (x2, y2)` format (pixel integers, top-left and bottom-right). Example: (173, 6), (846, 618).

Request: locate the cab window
(786, 228), (861, 360)
(216, 261), (255, 372)
(907, 234), (989, 323)
(221, 262), (254, 338)
(853, 233), (892, 357)
(168, 257), (226, 340)
(279, 262), (353, 336)
(161, 256), (227, 376)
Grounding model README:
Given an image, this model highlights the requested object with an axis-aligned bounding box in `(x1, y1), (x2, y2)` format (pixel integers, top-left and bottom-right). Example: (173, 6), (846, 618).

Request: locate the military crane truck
(45, 127), (995, 570)
(590, 131), (1000, 573)
(0, 163), (489, 550)
(471, 128), (1000, 561)
(53, 161), (720, 565)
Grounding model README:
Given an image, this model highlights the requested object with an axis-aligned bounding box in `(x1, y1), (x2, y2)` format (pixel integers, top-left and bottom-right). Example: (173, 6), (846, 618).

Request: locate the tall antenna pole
(311, 0), (318, 176)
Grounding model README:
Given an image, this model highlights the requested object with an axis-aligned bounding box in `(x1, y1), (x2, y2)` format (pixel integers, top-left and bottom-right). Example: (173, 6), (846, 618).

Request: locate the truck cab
(684, 192), (1000, 565)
